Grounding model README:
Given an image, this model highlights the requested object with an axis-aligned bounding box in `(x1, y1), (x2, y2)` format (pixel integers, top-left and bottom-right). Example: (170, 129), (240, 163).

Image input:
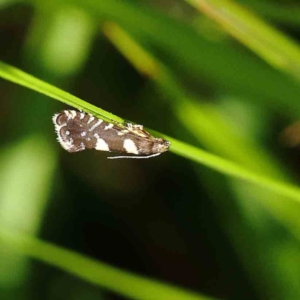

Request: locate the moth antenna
(108, 153), (161, 159)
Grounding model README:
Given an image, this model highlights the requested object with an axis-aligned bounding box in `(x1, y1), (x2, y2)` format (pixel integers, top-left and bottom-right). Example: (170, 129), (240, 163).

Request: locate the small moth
(52, 110), (170, 159)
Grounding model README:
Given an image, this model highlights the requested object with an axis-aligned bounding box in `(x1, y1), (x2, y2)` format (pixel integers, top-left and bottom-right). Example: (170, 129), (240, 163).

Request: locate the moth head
(154, 138), (171, 153)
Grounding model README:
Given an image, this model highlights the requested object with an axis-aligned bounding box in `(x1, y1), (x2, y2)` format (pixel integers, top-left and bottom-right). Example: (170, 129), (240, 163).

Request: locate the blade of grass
(103, 23), (300, 253)
(102, 23), (300, 202)
(102, 22), (284, 175)
(185, 0), (300, 81)
(0, 60), (123, 123)
(167, 135), (300, 203)
(244, 0), (300, 26)
(1, 60), (300, 204)
(32, 0), (300, 117)
(0, 228), (215, 300)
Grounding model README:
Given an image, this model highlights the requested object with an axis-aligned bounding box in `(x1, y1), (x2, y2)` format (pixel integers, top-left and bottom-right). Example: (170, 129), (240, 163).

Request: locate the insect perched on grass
(53, 110), (170, 159)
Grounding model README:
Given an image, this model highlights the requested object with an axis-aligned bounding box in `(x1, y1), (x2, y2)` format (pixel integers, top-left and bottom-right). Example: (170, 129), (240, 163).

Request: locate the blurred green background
(2, 0), (300, 299)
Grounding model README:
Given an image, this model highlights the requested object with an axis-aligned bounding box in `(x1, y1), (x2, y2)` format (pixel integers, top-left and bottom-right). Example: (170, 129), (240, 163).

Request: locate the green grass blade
(0, 229), (215, 300)
(102, 23), (300, 205)
(167, 135), (300, 203)
(0, 60), (122, 123)
(32, 0), (300, 117)
(1, 60), (300, 204)
(245, 0), (300, 26)
(186, 0), (300, 81)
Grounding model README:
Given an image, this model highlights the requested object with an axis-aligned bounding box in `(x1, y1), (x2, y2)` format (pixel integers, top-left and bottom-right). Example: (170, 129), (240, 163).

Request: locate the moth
(52, 110), (170, 159)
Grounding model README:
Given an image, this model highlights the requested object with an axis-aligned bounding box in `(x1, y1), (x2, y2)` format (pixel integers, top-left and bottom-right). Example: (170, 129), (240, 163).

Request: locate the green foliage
(1, 0), (300, 299)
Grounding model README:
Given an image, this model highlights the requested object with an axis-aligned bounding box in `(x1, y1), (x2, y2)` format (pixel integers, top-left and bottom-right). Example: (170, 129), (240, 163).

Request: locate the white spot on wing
(104, 123), (114, 130)
(66, 131), (70, 135)
(89, 119), (103, 131)
(81, 132), (87, 137)
(117, 130), (129, 136)
(64, 110), (70, 119)
(80, 113), (85, 119)
(123, 139), (139, 154)
(87, 115), (95, 124)
(70, 110), (77, 119)
(95, 138), (110, 152)
(58, 137), (74, 151)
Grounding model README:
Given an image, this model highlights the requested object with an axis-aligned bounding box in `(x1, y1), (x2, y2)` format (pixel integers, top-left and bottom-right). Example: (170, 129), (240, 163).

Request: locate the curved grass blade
(0, 229), (215, 300)
(0, 60), (123, 123)
(1, 60), (300, 204)
(185, 0), (300, 82)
